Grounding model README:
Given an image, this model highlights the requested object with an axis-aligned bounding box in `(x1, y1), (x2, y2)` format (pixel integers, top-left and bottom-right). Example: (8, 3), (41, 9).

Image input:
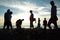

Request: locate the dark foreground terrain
(0, 28), (60, 40)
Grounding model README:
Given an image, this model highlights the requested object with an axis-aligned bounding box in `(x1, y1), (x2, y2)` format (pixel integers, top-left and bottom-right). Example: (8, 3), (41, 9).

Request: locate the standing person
(29, 10), (34, 29)
(3, 9), (10, 29)
(8, 11), (13, 29)
(3, 9), (13, 30)
(37, 18), (40, 28)
(48, 1), (58, 29)
(43, 18), (47, 30)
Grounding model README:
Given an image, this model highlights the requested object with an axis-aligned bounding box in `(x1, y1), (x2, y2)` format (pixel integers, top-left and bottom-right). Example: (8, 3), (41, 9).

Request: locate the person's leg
(10, 22), (12, 29)
(44, 26), (46, 30)
(30, 21), (34, 29)
(38, 24), (40, 28)
(30, 22), (31, 27)
(6, 22), (9, 30)
(32, 22), (34, 28)
(48, 19), (52, 29)
(3, 22), (6, 29)
(53, 21), (58, 29)
(7, 25), (9, 30)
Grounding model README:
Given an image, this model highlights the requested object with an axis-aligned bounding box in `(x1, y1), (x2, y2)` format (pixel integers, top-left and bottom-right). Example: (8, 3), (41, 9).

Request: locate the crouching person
(16, 19), (24, 29)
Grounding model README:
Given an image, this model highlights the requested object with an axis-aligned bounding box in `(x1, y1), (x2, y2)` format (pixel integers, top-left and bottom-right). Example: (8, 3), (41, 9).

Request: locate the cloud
(0, 0), (59, 14)
(0, 0), (60, 27)
(0, 0), (39, 13)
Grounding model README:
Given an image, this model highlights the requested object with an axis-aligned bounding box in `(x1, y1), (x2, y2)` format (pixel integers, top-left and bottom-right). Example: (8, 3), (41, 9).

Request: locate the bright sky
(0, 0), (60, 28)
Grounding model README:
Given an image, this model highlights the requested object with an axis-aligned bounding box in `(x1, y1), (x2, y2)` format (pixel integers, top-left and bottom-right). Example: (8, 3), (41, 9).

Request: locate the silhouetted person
(29, 10), (36, 29)
(3, 9), (10, 29)
(43, 18), (47, 30)
(8, 11), (13, 29)
(16, 19), (24, 29)
(48, 1), (58, 29)
(29, 10), (34, 29)
(37, 18), (40, 28)
(3, 9), (13, 30)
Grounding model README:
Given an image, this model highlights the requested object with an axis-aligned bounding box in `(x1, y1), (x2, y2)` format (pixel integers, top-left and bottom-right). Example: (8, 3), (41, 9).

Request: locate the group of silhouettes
(3, 1), (58, 30)
(3, 9), (13, 30)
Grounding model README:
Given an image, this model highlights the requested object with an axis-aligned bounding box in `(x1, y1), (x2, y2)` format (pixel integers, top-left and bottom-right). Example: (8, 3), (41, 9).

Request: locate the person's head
(19, 19), (24, 22)
(10, 11), (13, 15)
(30, 10), (33, 14)
(38, 18), (40, 20)
(50, 1), (55, 6)
(44, 18), (46, 20)
(7, 9), (10, 12)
